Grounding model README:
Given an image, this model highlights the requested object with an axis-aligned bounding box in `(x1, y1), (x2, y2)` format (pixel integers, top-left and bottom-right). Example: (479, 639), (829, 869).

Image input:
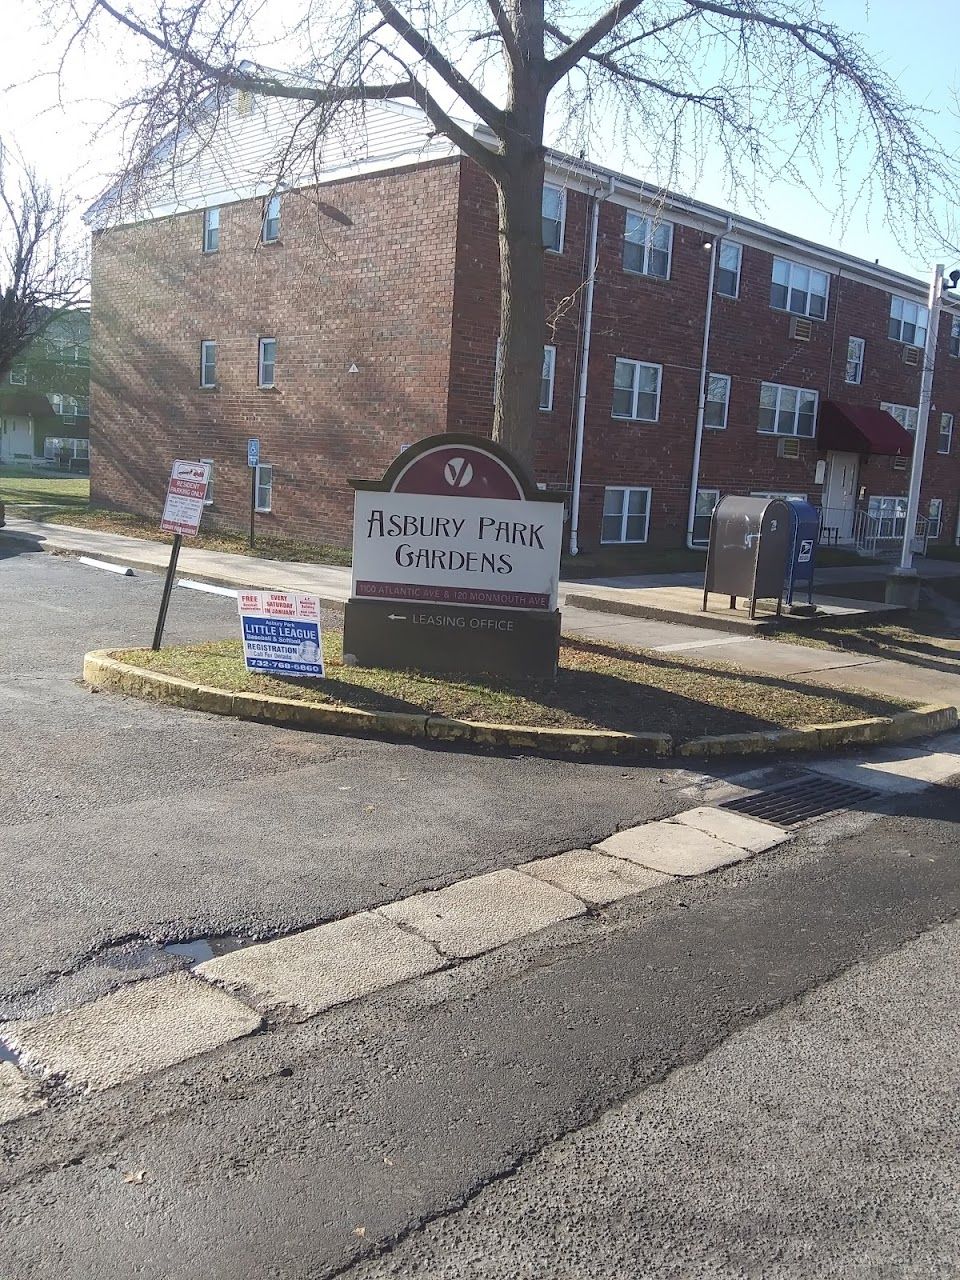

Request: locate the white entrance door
(822, 451), (859, 541)
(0, 417), (34, 463)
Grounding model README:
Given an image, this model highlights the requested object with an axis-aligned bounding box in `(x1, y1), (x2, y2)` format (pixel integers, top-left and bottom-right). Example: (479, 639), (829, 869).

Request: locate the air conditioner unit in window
(778, 437), (801, 459)
(789, 316), (813, 341)
(892, 455), (908, 471)
(903, 345), (921, 366)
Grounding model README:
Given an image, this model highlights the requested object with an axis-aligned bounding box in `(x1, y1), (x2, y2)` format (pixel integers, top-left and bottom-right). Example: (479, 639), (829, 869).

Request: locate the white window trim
(262, 195), (281, 244)
(203, 207), (220, 253)
(938, 413), (954, 455)
(200, 458), (214, 506)
(888, 295), (928, 346)
(200, 340), (216, 389)
(845, 336), (865, 385)
(716, 242), (742, 299)
(928, 498), (943, 539)
(600, 485), (652, 545)
(8, 369), (26, 386)
(542, 183), (566, 254)
(950, 316), (960, 358)
(622, 211), (673, 280)
(254, 463), (273, 513)
(612, 358), (662, 423)
(540, 345), (556, 412)
(258, 337), (276, 388)
(758, 382), (819, 438)
(750, 490), (808, 502)
(880, 401), (918, 433)
(770, 256), (830, 319)
(704, 373), (731, 430)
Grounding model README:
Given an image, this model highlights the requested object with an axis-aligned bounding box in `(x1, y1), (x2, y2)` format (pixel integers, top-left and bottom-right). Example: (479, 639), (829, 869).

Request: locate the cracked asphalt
(4, 541), (960, 1278)
(0, 543), (689, 1003)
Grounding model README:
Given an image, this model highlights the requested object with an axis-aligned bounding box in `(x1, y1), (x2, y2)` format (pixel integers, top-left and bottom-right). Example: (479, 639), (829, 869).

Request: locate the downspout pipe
(685, 216), (732, 550)
(568, 176), (614, 556)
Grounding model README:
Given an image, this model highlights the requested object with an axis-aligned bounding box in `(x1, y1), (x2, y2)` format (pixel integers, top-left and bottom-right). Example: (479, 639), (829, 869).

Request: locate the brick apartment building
(87, 96), (960, 554)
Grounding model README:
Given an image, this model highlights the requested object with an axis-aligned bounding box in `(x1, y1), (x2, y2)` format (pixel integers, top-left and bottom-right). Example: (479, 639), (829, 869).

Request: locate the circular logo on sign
(443, 457), (474, 488)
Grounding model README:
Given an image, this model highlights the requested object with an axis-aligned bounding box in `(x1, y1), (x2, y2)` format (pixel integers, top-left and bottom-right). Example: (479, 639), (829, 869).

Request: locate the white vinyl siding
(888, 296), (928, 346)
(601, 486), (651, 544)
(612, 358), (662, 422)
(716, 243), (741, 298)
(880, 401), (918, 434)
(542, 184), (565, 253)
(770, 257), (829, 319)
(758, 383), (818, 437)
(845, 336), (865, 384)
(704, 373), (731, 429)
(623, 212), (672, 279)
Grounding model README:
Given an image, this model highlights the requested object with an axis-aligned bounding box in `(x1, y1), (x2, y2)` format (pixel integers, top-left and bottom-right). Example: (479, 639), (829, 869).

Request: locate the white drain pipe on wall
(568, 176), (615, 556)
(685, 216), (732, 550)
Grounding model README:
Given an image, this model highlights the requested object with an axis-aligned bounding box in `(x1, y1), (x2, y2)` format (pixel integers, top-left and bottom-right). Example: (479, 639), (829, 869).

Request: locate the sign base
(343, 599), (560, 680)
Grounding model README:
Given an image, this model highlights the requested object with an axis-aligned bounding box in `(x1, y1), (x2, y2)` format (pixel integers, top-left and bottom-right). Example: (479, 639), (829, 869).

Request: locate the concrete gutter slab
(378, 869), (585, 959)
(519, 849), (672, 904)
(807, 751), (960, 794)
(595, 821), (751, 877)
(2, 973), (262, 1093)
(667, 806), (791, 853)
(197, 911), (445, 1019)
(0, 1060), (44, 1125)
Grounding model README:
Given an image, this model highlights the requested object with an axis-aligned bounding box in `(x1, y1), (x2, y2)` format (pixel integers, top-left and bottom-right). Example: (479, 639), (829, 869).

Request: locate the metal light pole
(887, 262), (944, 608)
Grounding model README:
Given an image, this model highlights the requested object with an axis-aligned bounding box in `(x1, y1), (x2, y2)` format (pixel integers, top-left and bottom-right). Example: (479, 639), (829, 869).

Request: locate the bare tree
(0, 143), (88, 382)
(59, 0), (955, 466)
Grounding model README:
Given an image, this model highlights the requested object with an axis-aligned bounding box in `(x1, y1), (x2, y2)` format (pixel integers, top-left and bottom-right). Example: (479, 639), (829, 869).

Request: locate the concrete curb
(82, 651), (957, 759)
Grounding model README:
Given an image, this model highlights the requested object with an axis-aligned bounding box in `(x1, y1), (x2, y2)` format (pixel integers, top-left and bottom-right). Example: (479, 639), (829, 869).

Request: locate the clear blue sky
(2, 0), (956, 279)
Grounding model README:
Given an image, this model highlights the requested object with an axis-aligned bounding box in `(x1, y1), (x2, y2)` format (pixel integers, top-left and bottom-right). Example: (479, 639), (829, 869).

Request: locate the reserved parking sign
(237, 590), (324, 678)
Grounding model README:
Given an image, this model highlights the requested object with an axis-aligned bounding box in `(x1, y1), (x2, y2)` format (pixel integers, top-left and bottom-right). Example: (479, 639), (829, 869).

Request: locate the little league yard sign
(343, 435), (564, 678)
(238, 590), (325, 678)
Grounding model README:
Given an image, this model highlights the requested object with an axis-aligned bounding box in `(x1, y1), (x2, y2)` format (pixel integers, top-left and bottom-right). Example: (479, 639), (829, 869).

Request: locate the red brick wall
(90, 159), (461, 545)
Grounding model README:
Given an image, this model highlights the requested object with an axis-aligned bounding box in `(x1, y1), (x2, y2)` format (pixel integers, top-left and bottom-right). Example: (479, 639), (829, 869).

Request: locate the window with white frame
(939, 412), (954, 455)
(758, 383), (818, 437)
(951, 316), (960, 358)
(867, 495), (907, 539)
(928, 498), (943, 539)
(845, 336), (865, 384)
(770, 257), (829, 319)
(888, 295), (928, 346)
(750, 490), (808, 501)
(540, 346), (556, 411)
(622, 212), (672, 279)
(200, 340), (216, 388)
(258, 337), (276, 388)
(601, 486), (651, 544)
(255, 463), (273, 512)
(262, 195), (281, 243)
(542, 184), (565, 253)
(612, 358), (661, 421)
(43, 437), (89, 460)
(717, 242), (741, 298)
(880, 401), (918, 433)
(704, 373), (731, 429)
(50, 393), (66, 415)
(8, 368), (25, 385)
(692, 488), (720, 545)
(203, 207), (220, 253)
(200, 458), (214, 505)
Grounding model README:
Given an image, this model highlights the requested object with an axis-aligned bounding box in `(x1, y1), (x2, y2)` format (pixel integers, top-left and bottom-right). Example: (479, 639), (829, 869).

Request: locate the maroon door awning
(817, 400), (913, 456)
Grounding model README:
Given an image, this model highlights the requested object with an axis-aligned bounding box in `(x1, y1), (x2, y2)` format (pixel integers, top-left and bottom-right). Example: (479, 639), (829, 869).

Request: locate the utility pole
(886, 262), (944, 609)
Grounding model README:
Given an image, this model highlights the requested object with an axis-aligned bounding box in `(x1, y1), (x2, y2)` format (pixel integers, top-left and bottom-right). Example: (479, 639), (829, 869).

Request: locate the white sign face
(161, 459), (211, 536)
(237, 590), (324, 677)
(351, 490), (564, 610)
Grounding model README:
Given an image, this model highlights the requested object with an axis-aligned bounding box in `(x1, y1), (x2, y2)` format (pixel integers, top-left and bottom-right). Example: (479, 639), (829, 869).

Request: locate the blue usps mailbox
(785, 499), (820, 605)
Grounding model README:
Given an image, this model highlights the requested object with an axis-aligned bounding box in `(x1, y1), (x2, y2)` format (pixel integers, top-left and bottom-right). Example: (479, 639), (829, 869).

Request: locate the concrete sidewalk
(6, 516), (959, 710)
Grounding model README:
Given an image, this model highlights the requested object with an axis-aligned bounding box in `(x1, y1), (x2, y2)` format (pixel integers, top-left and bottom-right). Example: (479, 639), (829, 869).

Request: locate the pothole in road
(162, 935), (247, 964)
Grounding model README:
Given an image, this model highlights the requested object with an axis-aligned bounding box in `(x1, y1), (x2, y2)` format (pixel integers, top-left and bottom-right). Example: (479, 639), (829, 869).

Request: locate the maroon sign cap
(350, 434), (565, 503)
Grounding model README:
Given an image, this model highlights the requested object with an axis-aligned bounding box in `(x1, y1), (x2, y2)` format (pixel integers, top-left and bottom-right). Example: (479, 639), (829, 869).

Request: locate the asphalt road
(3, 542), (960, 1278)
(0, 543), (686, 1003)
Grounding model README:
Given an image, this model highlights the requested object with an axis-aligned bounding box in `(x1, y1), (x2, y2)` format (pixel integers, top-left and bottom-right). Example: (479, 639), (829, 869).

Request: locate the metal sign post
(247, 438), (260, 550)
(151, 459), (211, 650)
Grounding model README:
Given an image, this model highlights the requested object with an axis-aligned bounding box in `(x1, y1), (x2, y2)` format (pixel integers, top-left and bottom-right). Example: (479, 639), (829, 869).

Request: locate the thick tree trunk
(492, 113), (547, 474)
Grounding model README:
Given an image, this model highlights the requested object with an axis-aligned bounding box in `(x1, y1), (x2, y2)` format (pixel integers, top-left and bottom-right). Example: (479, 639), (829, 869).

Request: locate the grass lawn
(119, 635), (912, 739)
(0, 465), (89, 512)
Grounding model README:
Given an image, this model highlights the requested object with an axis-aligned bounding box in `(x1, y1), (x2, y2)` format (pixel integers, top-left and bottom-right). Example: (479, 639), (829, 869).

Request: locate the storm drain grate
(718, 774), (878, 828)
